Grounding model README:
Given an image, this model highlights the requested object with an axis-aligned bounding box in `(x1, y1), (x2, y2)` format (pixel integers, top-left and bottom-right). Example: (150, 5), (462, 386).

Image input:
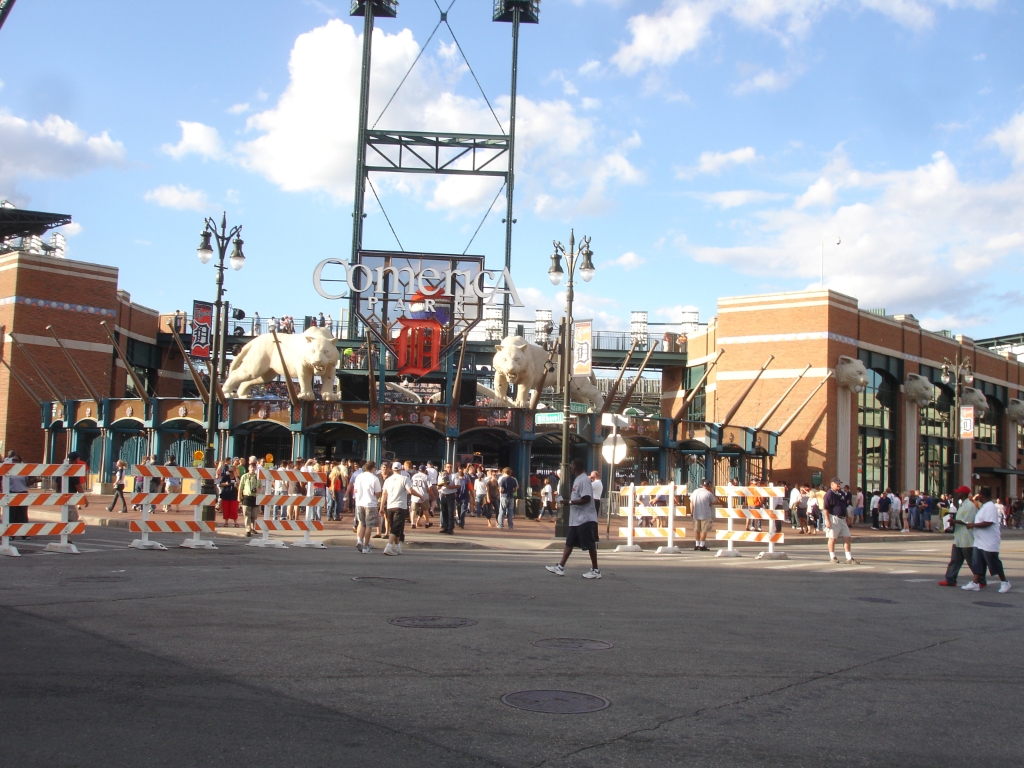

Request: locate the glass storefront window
(974, 396), (1001, 447)
(858, 369), (896, 430)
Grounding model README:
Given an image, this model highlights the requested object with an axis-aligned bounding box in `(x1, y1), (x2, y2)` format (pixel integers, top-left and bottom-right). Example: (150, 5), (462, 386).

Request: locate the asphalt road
(1, 529), (1021, 767)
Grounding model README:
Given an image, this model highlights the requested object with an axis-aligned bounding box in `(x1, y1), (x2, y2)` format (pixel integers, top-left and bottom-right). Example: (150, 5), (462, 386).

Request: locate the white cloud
(611, 1), (1000, 75)
(143, 184), (210, 211)
(683, 140), (1024, 326)
(144, 20), (637, 224)
(606, 251), (646, 270)
(0, 110), (126, 196)
(655, 304), (701, 324)
(990, 111), (1024, 166)
(227, 102), (250, 115)
(734, 67), (794, 94)
(702, 189), (787, 208)
(611, 2), (716, 75)
(795, 177), (836, 208)
(161, 121), (225, 160)
(578, 60), (601, 76)
(60, 222), (83, 236)
(677, 146), (759, 178)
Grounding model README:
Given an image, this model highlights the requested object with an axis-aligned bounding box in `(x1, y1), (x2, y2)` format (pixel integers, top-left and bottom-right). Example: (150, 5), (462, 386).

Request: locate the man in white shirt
(589, 471), (604, 517)
(379, 461), (425, 556)
(546, 459), (601, 579)
(962, 487), (1012, 593)
(353, 461), (381, 553)
(690, 479), (719, 551)
(789, 485), (803, 530)
(889, 491), (902, 531)
(411, 465), (432, 528)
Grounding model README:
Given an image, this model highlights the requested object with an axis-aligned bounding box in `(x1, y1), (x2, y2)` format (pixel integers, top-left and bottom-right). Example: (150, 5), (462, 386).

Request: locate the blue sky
(2, 0), (1023, 337)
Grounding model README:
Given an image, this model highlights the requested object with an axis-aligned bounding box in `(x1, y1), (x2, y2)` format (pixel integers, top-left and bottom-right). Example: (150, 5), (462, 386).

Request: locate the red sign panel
(394, 317), (442, 377)
(190, 300), (214, 359)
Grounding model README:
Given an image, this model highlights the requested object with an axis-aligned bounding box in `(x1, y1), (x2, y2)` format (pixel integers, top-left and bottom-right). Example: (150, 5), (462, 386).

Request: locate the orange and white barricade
(249, 467), (328, 548)
(614, 484), (687, 553)
(128, 465), (218, 550)
(0, 462), (88, 556)
(714, 485), (787, 559)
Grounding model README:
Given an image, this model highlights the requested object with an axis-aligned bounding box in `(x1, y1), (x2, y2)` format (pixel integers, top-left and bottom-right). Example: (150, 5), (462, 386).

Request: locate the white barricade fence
(128, 465), (219, 550)
(614, 484), (688, 553)
(714, 485), (788, 560)
(0, 463), (88, 556)
(250, 468), (328, 549)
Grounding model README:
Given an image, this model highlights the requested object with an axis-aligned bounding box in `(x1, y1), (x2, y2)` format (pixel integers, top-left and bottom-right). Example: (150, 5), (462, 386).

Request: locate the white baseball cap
(392, 461), (402, 470)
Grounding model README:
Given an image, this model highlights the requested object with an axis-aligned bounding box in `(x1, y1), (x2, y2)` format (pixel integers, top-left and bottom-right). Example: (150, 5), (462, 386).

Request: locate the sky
(1, 0), (1023, 338)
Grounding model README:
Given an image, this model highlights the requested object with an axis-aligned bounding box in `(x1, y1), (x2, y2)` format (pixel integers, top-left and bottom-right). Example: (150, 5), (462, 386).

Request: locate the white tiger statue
(223, 326), (340, 401)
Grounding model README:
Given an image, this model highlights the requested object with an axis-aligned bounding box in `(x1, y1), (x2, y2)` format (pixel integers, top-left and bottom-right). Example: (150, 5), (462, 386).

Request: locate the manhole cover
(352, 576), (415, 584)
(975, 601), (1015, 609)
(63, 576), (130, 584)
(851, 597), (897, 604)
(532, 638), (613, 650)
(388, 616), (477, 629)
(470, 592), (535, 600)
(501, 690), (610, 714)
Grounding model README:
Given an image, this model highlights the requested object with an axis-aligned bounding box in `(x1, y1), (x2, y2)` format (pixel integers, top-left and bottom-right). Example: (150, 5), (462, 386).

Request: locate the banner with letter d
(573, 320), (592, 377)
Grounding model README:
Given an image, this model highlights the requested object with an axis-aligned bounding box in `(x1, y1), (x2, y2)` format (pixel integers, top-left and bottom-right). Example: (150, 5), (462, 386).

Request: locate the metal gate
(119, 434), (149, 466)
(166, 437), (204, 467)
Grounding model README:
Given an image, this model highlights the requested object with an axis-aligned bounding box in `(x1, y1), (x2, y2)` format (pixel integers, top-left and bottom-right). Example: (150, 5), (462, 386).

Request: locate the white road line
(888, 570), (919, 574)
(815, 566), (875, 573)
(766, 562), (822, 570)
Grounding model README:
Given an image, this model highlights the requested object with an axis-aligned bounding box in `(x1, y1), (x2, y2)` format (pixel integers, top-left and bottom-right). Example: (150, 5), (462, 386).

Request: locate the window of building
(685, 364), (706, 422)
(858, 369), (896, 430)
(919, 382), (955, 496)
(857, 363), (898, 492)
(920, 385), (953, 438)
(974, 396), (1002, 448)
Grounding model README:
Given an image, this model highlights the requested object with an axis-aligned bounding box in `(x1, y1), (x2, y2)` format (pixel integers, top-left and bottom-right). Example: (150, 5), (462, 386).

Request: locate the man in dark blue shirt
(822, 477), (857, 564)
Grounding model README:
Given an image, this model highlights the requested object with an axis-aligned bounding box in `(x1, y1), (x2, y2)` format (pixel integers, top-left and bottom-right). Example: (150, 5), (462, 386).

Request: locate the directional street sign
(535, 412), (564, 425)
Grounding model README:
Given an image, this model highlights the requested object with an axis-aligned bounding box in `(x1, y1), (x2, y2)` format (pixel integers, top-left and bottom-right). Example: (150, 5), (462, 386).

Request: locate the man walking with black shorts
(546, 459), (601, 579)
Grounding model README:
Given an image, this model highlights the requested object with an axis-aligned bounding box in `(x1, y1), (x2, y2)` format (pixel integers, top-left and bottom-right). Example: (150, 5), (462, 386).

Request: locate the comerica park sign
(313, 251), (523, 318)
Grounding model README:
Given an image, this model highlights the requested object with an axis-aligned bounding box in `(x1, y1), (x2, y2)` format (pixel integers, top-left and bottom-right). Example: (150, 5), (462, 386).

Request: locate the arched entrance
(161, 419), (207, 466)
(456, 428), (516, 469)
(382, 424), (445, 466)
(531, 431), (589, 474)
(111, 418), (147, 466)
(232, 421), (293, 464)
(307, 422), (368, 462)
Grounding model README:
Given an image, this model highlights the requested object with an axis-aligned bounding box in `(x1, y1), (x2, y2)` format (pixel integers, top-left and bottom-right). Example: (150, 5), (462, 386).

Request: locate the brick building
(684, 289), (1024, 498)
(0, 205), (186, 467)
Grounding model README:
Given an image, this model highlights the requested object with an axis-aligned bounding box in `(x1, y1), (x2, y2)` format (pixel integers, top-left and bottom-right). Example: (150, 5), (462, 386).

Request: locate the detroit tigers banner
(573, 320), (593, 377)
(190, 300), (214, 359)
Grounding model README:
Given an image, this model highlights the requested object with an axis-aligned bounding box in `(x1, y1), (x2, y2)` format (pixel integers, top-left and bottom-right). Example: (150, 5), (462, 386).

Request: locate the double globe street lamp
(196, 213), (245, 473)
(940, 353), (974, 483)
(548, 230), (595, 537)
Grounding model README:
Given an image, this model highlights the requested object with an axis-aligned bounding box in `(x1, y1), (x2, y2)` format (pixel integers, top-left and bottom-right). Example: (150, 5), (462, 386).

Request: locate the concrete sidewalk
(28, 496), (1022, 551)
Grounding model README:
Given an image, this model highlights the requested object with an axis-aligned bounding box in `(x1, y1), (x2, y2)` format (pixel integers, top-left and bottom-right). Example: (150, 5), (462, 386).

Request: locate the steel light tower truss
(347, 0), (536, 339)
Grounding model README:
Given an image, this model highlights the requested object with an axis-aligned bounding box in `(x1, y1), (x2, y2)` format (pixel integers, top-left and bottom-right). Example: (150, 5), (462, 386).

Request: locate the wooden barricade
(0, 463), (88, 557)
(128, 465), (219, 550)
(714, 485), (787, 559)
(250, 468), (328, 548)
(614, 483), (688, 553)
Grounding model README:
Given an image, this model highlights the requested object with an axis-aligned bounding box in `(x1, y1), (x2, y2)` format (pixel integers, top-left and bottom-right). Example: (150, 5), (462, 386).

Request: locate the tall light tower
(493, 0), (540, 336)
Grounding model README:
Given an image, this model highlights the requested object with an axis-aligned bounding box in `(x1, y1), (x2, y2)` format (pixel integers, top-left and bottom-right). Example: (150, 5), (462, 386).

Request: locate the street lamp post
(940, 351), (973, 492)
(547, 229), (595, 537)
(196, 213), (245, 477)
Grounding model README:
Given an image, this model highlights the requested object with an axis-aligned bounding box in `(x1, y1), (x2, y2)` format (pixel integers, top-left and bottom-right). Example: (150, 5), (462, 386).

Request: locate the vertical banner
(190, 300), (214, 359)
(959, 406), (975, 440)
(572, 320), (593, 376)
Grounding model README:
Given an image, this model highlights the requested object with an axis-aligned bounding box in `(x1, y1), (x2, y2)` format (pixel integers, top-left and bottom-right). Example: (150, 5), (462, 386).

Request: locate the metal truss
(365, 130), (509, 178)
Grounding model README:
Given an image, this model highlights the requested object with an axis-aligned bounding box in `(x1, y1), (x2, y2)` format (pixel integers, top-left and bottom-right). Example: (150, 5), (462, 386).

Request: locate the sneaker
(937, 580), (956, 587)
(355, 542), (363, 551)
(361, 545), (372, 554)
(693, 545), (701, 551)
(545, 564), (565, 576)
(582, 569), (602, 580)
(999, 581), (1012, 593)
(961, 582), (981, 591)
(829, 557), (840, 563)
(844, 558), (859, 565)
(383, 544), (395, 556)
(396, 543), (403, 555)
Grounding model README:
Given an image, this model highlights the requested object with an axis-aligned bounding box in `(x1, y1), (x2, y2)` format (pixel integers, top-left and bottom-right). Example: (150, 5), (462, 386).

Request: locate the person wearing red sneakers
(939, 486), (985, 588)
(962, 487), (1012, 593)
